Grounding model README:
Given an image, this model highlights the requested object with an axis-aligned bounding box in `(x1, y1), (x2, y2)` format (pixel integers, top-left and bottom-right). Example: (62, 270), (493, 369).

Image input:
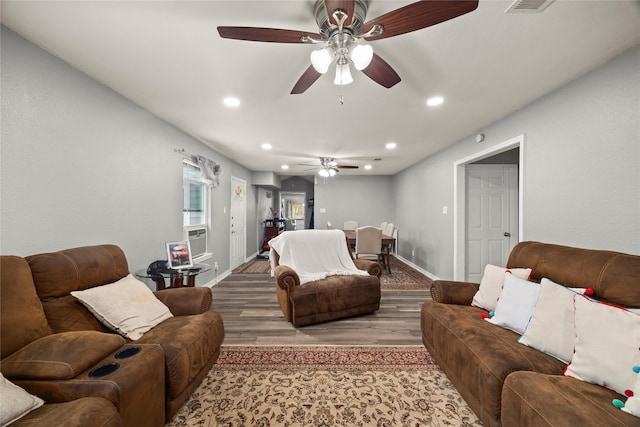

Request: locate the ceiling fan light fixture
(310, 46), (334, 74)
(349, 43), (373, 70)
(334, 61), (353, 85)
(318, 168), (330, 177)
(328, 167), (337, 176)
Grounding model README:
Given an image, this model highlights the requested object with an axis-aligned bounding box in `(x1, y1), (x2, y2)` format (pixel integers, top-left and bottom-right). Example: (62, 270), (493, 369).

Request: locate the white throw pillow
(71, 274), (173, 340)
(613, 366), (640, 418)
(618, 369), (640, 417)
(0, 373), (44, 426)
(486, 273), (540, 334)
(471, 264), (532, 312)
(564, 294), (640, 397)
(518, 278), (586, 363)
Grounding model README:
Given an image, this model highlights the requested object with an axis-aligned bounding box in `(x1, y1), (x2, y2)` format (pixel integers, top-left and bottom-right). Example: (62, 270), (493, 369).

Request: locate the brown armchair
(270, 230), (382, 326)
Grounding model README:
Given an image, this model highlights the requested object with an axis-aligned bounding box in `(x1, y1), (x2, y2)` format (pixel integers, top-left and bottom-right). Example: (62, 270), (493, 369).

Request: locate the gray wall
(394, 44), (640, 279)
(0, 26), (258, 283)
(314, 175), (394, 230)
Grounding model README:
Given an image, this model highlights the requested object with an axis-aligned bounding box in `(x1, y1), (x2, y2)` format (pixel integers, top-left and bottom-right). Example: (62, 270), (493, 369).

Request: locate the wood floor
(210, 273), (430, 346)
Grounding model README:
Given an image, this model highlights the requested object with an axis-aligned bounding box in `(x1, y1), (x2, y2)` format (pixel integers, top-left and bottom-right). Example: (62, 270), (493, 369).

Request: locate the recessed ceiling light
(281, 165), (289, 170)
(261, 143), (272, 150)
(223, 97), (240, 107)
(364, 164), (372, 170)
(426, 96), (444, 107)
(385, 142), (397, 150)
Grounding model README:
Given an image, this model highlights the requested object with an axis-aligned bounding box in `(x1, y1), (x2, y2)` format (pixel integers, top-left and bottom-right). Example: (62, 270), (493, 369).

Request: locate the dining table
(343, 229), (395, 273)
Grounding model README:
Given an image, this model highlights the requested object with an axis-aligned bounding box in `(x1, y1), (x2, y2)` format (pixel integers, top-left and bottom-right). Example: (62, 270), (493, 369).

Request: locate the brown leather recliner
(1, 244), (225, 426)
(271, 230), (382, 327)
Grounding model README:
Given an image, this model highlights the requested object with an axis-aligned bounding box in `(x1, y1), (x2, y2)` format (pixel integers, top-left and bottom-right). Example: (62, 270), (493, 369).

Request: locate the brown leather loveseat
(1, 244), (225, 426)
(421, 241), (640, 427)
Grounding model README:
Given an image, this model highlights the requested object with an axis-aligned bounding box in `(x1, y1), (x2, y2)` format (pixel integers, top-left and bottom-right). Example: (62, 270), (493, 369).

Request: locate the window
(183, 160), (207, 227)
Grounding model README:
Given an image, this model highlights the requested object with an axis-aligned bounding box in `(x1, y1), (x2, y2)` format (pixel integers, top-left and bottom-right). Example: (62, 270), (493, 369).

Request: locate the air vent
(505, 0), (554, 13)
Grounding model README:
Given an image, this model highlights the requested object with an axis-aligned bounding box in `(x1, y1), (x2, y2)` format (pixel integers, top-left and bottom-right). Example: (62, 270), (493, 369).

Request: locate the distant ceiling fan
(217, 0), (479, 94)
(303, 157), (359, 177)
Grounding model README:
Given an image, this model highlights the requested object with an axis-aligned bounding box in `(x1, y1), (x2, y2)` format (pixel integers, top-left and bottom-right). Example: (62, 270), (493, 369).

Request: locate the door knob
(504, 232), (511, 237)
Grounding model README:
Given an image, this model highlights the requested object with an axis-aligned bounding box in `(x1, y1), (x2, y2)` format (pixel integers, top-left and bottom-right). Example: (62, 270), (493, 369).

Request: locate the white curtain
(195, 155), (221, 188)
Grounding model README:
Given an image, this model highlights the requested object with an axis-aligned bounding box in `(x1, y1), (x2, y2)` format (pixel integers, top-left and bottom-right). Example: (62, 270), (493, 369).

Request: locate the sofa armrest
(274, 265), (300, 291)
(1, 331), (125, 380)
(353, 259), (383, 278)
(154, 287), (212, 316)
(430, 280), (479, 305)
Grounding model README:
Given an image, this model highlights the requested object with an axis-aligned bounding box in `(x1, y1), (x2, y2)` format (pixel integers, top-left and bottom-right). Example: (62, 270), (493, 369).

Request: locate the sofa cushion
(421, 301), (565, 426)
(471, 264), (532, 312)
(506, 242), (640, 308)
(71, 274), (173, 340)
(40, 294), (112, 334)
(0, 256), (53, 358)
(10, 397), (122, 427)
(1, 331), (125, 380)
(26, 245), (130, 299)
(502, 371), (639, 427)
(0, 373), (44, 426)
(136, 310), (225, 401)
(487, 274), (540, 334)
(518, 278), (586, 363)
(564, 294), (640, 396)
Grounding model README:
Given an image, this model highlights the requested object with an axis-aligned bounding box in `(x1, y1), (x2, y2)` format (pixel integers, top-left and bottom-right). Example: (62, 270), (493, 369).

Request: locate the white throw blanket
(269, 229), (369, 285)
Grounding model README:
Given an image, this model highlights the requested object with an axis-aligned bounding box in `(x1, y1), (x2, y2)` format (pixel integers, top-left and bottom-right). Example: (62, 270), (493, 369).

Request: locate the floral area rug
(232, 257), (432, 291)
(167, 346), (481, 427)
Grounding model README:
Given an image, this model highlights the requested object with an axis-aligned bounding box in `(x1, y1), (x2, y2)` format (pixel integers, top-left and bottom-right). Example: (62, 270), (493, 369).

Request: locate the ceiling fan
(303, 157), (359, 177)
(217, 0), (479, 94)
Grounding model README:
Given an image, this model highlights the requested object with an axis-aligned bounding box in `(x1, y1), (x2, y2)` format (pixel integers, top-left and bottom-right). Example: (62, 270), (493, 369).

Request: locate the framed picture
(166, 241), (193, 269)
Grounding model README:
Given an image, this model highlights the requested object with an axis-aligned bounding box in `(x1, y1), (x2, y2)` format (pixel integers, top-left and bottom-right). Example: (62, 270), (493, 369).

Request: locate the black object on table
(135, 263), (210, 291)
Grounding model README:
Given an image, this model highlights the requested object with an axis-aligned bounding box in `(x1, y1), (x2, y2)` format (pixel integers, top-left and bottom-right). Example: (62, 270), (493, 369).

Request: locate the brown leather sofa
(421, 241), (640, 427)
(272, 236), (382, 327)
(1, 244), (225, 426)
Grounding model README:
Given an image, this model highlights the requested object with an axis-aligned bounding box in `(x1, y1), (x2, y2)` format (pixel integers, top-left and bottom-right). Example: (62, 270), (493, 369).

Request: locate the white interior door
(466, 165), (518, 282)
(230, 176), (246, 270)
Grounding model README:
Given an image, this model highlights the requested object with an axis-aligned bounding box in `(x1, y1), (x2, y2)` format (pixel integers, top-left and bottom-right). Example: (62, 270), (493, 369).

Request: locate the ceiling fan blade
(361, 0), (479, 41)
(217, 26), (320, 43)
(361, 53), (401, 88)
(325, 0), (356, 26)
(291, 65), (323, 94)
(337, 165), (359, 169)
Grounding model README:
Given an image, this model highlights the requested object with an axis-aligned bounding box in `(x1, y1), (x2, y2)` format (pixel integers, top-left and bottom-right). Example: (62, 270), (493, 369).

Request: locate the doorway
(230, 176), (246, 270)
(280, 192), (306, 231)
(453, 135), (525, 280)
(465, 164), (518, 282)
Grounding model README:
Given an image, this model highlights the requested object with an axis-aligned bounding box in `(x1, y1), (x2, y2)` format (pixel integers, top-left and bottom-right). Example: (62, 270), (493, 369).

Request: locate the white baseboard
(203, 269), (231, 288)
(394, 255), (439, 281)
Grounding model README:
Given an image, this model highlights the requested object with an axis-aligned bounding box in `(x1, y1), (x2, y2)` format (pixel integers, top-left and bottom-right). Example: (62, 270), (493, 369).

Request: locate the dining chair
(355, 226), (390, 273)
(343, 220), (359, 231)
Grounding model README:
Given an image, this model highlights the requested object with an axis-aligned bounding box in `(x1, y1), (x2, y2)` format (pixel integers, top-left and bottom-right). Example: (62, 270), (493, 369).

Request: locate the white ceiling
(2, 1), (639, 176)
